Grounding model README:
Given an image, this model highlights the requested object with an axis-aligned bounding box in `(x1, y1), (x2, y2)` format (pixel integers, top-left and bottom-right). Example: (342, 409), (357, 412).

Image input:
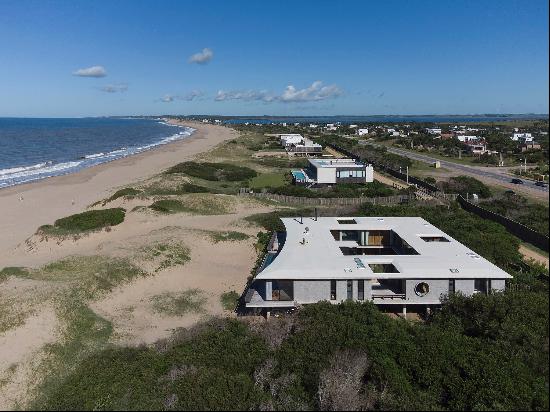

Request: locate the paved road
(383, 146), (549, 195)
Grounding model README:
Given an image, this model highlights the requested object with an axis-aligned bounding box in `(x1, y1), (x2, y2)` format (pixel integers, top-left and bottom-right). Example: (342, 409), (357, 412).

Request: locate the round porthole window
(415, 282), (430, 297)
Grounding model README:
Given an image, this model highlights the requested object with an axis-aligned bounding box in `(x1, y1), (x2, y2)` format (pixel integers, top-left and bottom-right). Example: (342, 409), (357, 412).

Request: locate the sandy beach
(0, 120), (236, 264)
(0, 120), (279, 408)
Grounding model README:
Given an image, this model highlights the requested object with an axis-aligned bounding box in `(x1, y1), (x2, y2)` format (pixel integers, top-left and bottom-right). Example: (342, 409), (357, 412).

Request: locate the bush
(166, 161), (257, 182)
(104, 188), (141, 203)
(149, 199), (187, 214)
(43, 208), (126, 234)
(220, 291), (240, 311)
(439, 176), (492, 198)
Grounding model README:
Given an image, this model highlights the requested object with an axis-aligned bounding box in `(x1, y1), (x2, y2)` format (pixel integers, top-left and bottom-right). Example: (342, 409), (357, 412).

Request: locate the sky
(0, 0), (548, 117)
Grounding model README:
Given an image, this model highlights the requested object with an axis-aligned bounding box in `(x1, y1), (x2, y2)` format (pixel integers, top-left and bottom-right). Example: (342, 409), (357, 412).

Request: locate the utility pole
(406, 166), (409, 184)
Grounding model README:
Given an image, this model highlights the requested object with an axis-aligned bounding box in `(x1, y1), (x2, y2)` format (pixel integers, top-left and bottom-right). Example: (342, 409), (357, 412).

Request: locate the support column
(402, 305), (407, 319)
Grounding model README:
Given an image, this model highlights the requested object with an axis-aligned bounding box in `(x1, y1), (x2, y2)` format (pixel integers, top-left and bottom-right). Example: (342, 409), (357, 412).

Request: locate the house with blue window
(292, 158), (374, 186)
(244, 216), (512, 317)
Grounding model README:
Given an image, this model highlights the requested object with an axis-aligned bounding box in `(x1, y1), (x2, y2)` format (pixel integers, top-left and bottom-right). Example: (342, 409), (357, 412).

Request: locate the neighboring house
(521, 142), (542, 152)
(457, 135), (480, 143)
(280, 134), (305, 146)
(245, 217), (511, 315)
(466, 143), (497, 155)
(286, 138), (323, 157)
(326, 123), (338, 131)
(426, 128), (442, 135)
(356, 128), (369, 136)
(293, 158), (374, 185)
(349, 124), (358, 129)
(309, 124), (319, 129)
(440, 132), (454, 140)
(511, 132), (533, 142)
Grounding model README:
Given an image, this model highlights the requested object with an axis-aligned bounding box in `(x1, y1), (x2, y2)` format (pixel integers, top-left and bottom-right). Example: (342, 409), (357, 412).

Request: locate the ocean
(0, 118), (194, 189)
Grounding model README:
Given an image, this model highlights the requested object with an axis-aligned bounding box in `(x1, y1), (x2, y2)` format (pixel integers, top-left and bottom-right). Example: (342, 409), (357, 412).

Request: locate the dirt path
(519, 244), (549, 268)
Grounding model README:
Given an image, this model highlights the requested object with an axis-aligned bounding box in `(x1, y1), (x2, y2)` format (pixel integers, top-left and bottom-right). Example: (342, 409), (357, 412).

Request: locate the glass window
(347, 280), (353, 300)
(448, 279), (455, 295)
(358, 280), (364, 300)
(330, 280), (337, 300)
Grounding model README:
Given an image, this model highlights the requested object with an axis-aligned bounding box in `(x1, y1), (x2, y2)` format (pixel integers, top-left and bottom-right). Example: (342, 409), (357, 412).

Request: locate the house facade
(304, 158), (374, 184)
(245, 217), (511, 315)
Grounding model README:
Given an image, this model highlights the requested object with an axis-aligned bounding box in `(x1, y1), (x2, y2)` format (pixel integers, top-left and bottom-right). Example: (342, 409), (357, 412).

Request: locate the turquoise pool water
(292, 170), (307, 181)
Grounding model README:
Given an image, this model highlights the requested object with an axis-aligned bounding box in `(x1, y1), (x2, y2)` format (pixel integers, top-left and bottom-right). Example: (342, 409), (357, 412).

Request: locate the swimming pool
(291, 170), (307, 181)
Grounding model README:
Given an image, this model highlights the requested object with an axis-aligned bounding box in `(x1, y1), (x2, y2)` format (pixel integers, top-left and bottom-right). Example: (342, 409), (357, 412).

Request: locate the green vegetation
(150, 289), (206, 316)
(208, 231), (250, 243)
(479, 192), (549, 234)
(270, 180), (395, 198)
(32, 286), (548, 411)
(149, 194), (233, 215)
(439, 175), (492, 198)
(0, 266), (30, 282)
(166, 161), (257, 181)
(140, 242), (191, 272)
(143, 182), (211, 196)
(38, 208), (126, 236)
(149, 199), (188, 213)
(104, 187), (141, 204)
(248, 172), (288, 189)
(220, 290), (240, 311)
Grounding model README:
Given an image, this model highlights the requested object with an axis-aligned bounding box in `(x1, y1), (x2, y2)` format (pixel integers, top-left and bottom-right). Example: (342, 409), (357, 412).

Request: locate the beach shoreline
(0, 120), (237, 262)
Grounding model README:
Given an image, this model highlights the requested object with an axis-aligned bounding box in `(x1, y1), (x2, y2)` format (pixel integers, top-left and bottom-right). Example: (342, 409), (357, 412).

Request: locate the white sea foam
(0, 125), (195, 189)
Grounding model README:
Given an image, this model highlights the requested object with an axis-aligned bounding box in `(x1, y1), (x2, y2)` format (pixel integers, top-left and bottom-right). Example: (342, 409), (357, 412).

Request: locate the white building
(356, 128), (369, 136)
(457, 135), (480, 143)
(245, 217), (511, 313)
(304, 158), (374, 184)
(326, 123), (338, 131)
(511, 133), (533, 142)
(349, 124), (358, 129)
(309, 124), (319, 129)
(426, 128), (442, 135)
(280, 134), (304, 146)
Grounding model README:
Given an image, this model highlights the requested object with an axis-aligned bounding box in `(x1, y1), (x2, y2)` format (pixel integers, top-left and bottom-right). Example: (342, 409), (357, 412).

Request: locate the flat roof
(256, 217), (512, 281)
(309, 158), (366, 168)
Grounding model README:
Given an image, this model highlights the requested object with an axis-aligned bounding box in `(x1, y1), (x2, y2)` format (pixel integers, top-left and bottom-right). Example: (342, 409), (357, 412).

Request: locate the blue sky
(0, 0), (548, 117)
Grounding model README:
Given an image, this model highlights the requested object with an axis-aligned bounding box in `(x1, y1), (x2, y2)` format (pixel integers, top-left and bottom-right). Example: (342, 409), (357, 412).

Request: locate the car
(511, 178), (524, 184)
(535, 181), (547, 187)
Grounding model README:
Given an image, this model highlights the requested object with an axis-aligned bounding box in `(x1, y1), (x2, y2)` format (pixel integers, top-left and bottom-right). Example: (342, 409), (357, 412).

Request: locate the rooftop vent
(338, 219), (357, 225)
(421, 236), (450, 242)
(449, 268), (460, 273)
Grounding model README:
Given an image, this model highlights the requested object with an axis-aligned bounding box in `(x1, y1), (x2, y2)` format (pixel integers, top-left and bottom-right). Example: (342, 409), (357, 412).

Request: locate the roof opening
(421, 236), (450, 242)
(337, 218), (357, 224)
(369, 263), (399, 273)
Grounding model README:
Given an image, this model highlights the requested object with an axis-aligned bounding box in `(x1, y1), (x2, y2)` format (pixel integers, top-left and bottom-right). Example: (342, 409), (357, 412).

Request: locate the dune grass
(248, 173), (288, 189)
(208, 231), (250, 243)
(139, 242), (191, 272)
(38, 208), (125, 236)
(165, 161), (257, 182)
(220, 291), (240, 311)
(149, 194), (234, 215)
(150, 289), (206, 316)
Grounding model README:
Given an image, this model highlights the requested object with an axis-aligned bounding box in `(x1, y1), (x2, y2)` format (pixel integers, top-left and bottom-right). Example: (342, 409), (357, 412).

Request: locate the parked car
(511, 178), (524, 184)
(535, 181), (547, 187)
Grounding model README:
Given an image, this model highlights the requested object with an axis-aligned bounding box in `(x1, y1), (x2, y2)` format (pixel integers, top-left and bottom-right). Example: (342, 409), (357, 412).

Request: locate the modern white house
(457, 135), (480, 143)
(245, 217), (511, 315)
(356, 128), (369, 136)
(426, 128), (442, 135)
(279, 134), (322, 156)
(292, 158), (374, 185)
(511, 132), (534, 142)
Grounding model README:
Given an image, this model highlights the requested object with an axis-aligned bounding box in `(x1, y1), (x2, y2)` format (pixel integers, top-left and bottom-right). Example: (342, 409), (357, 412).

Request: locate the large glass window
(358, 280), (364, 300)
(330, 280), (337, 300)
(347, 280), (353, 300)
(272, 280), (293, 301)
(474, 279), (487, 294)
(448, 279), (455, 295)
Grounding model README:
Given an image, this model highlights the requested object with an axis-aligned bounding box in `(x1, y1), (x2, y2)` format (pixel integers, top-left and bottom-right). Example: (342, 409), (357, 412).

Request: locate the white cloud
(279, 81), (342, 102)
(188, 48), (214, 64)
(214, 81), (342, 103)
(214, 89), (275, 102)
(100, 83), (128, 93)
(159, 90), (204, 102)
(73, 65), (107, 78)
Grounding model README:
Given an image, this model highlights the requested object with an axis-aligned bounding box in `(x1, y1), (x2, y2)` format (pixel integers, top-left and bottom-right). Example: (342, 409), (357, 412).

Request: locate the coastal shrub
(439, 175), (492, 198)
(0, 266), (30, 282)
(139, 242), (191, 272)
(220, 290), (240, 311)
(104, 188), (141, 204)
(165, 161), (257, 182)
(150, 289), (206, 316)
(270, 181), (394, 198)
(209, 231), (250, 243)
(145, 183), (211, 196)
(149, 199), (187, 213)
(41, 208), (126, 234)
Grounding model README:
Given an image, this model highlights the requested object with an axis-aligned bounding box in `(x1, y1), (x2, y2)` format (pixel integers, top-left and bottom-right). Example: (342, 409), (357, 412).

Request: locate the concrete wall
(455, 279), (474, 296)
(294, 280), (331, 304)
(491, 279), (506, 292)
(316, 167), (336, 184)
(405, 279), (449, 304)
(365, 165), (374, 182)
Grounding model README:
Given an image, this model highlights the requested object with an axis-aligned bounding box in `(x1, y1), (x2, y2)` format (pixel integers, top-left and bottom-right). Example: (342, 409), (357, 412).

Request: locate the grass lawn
(248, 173), (288, 189)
